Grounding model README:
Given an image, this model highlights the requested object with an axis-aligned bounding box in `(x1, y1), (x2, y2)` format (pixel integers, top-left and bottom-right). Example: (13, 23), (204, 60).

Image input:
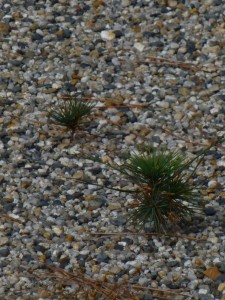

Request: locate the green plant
(75, 144), (213, 232)
(48, 96), (96, 135)
(113, 148), (205, 232)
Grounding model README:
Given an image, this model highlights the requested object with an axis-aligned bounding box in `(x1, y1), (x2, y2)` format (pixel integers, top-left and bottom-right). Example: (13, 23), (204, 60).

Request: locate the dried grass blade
(0, 213), (24, 224)
(90, 232), (206, 241)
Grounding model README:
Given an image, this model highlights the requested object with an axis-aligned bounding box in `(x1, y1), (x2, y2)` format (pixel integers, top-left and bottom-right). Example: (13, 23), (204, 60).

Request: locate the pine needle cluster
(48, 96), (96, 135)
(111, 146), (207, 232)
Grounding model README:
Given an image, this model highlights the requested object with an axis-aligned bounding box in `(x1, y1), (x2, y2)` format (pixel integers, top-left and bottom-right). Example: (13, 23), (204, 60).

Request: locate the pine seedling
(48, 96), (96, 136)
(108, 146), (210, 232)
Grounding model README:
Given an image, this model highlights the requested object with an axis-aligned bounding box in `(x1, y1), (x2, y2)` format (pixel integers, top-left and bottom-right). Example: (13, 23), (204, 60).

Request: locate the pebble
(0, 237), (9, 246)
(0, 248), (10, 257)
(134, 42), (145, 52)
(100, 30), (116, 41)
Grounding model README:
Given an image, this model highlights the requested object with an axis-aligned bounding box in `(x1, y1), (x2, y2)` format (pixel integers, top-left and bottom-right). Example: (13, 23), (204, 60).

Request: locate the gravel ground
(0, 0), (225, 299)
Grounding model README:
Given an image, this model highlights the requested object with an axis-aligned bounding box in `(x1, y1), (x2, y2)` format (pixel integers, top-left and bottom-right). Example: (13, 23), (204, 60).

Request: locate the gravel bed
(0, 0), (225, 299)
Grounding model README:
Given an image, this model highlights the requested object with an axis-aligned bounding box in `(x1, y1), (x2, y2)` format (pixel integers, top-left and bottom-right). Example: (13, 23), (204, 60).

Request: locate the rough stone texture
(0, 0), (225, 299)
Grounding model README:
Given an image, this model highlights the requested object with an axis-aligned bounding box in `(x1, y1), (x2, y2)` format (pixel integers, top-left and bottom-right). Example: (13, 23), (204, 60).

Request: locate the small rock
(216, 274), (225, 283)
(52, 226), (63, 236)
(134, 42), (145, 52)
(204, 207), (216, 216)
(96, 253), (110, 263)
(156, 101), (169, 109)
(174, 112), (184, 121)
(0, 247), (10, 257)
(108, 203), (121, 210)
(125, 134), (136, 143)
(167, 0), (177, 8)
(111, 215), (127, 226)
(199, 289), (208, 295)
(218, 282), (225, 292)
(0, 22), (10, 34)
(158, 271), (166, 278)
(100, 30), (115, 41)
(208, 180), (218, 188)
(0, 237), (9, 246)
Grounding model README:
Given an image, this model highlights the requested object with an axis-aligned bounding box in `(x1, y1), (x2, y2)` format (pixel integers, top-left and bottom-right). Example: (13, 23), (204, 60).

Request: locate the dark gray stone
(52, 200), (64, 206)
(96, 253), (110, 263)
(32, 33), (43, 41)
(215, 273), (225, 283)
(102, 73), (113, 83)
(0, 247), (10, 257)
(111, 216), (127, 226)
(114, 30), (123, 38)
(204, 207), (216, 216)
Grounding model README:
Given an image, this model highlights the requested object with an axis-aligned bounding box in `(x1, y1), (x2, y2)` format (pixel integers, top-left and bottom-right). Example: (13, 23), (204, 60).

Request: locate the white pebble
(100, 30), (115, 41)
(208, 180), (218, 188)
(134, 42), (145, 52)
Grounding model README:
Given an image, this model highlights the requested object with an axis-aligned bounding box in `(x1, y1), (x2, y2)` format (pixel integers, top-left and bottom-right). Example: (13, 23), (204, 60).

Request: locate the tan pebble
(71, 74), (81, 80)
(102, 155), (113, 163)
(134, 42), (145, 52)
(156, 101), (169, 109)
(207, 193), (216, 201)
(108, 203), (121, 210)
(78, 228), (86, 234)
(73, 171), (84, 179)
(21, 180), (32, 189)
(158, 271), (166, 278)
(167, 0), (177, 8)
(178, 47), (187, 54)
(174, 112), (184, 121)
(85, 194), (95, 201)
(0, 22), (9, 33)
(33, 207), (41, 216)
(65, 235), (74, 242)
(38, 255), (46, 262)
(218, 283), (225, 292)
(52, 226), (63, 236)
(3, 197), (14, 203)
(192, 258), (205, 267)
(190, 8), (199, 14)
(133, 25), (141, 33)
(38, 288), (51, 298)
(72, 242), (81, 250)
(92, 264), (101, 273)
(172, 273), (181, 281)
(208, 180), (218, 188)
(92, 0), (105, 8)
(207, 237), (219, 243)
(43, 232), (51, 239)
(101, 30), (115, 41)
(202, 46), (220, 55)
(70, 78), (79, 85)
(6, 120), (20, 128)
(125, 134), (136, 143)
(151, 280), (158, 288)
(179, 87), (190, 97)
(0, 237), (9, 246)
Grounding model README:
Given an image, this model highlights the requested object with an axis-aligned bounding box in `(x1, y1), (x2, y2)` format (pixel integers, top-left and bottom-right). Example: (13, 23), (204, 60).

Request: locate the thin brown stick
(0, 213), (24, 224)
(119, 56), (200, 71)
(90, 231), (207, 241)
(36, 264), (136, 300)
(60, 95), (149, 108)
(118, 52), (219, 72)
(145, 55), (201, 70)
(27, 264), (188, 300)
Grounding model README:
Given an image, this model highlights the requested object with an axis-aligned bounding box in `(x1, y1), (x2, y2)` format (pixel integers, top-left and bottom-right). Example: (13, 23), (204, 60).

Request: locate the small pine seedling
(48, 96), (96, 136)
(110, 146), (208, 232)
